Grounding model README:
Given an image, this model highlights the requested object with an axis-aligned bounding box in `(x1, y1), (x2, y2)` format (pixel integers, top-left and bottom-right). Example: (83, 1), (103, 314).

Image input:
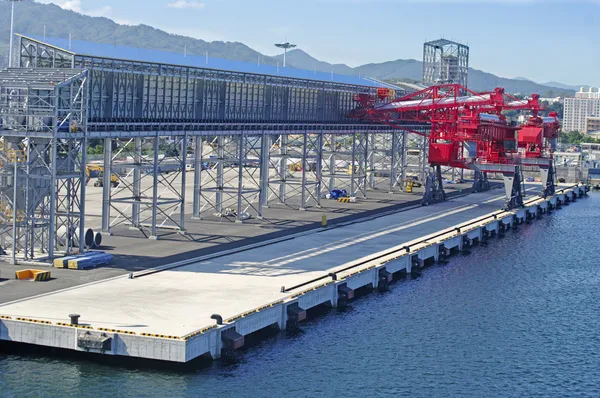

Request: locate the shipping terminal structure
(0, 34), (431, 263)
(0, 34), (590, 364)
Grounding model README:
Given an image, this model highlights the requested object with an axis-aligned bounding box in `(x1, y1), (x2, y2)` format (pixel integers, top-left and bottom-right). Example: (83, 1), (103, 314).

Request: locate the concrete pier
(0, 185), (588, 363)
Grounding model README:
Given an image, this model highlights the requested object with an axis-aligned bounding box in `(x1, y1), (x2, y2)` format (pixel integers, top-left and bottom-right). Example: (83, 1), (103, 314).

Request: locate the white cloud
(167, 1), (207, 9)
(56, 0), (82, 12)
(88, 6), (112, 17)
(37, 1), (112, 17)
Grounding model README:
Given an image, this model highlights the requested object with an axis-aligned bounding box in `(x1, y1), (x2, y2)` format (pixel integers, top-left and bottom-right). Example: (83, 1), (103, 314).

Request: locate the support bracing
(472, 170), (490, 193)
(268, 132), (322, 210)
(0, 69), (88, 263)
(540, 162), (556, 198)
(502, 166), (525, 210)
(108, 135), (187, 238)
(192, 136), (202, 219)
(422, 165), (446, 206)
(2, 37), (436, 261)
(367, 132), (404, 193)
(101, 138), (112, 233)
(197, 134), (262, 222)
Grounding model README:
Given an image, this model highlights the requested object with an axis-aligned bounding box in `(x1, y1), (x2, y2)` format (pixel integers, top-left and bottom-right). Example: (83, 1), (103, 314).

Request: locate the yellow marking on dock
(56, 322), (93, 329)
(140, 333), (181, 340)
(97, 327), (136, 335)
(181, 325), (218, 341)
(15, 317), (52, 325)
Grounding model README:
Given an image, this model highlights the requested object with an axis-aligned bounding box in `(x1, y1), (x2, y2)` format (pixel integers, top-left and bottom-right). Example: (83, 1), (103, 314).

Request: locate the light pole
(7, 0), (23, 68)
(274, 42), (296, 68)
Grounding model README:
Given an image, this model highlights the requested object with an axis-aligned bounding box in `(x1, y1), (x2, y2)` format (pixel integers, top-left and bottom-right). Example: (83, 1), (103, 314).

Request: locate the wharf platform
(0, 184), (472, 304)
(0, 184), (588, 363)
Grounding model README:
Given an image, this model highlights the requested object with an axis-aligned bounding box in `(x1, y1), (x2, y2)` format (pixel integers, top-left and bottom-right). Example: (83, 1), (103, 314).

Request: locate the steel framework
(0, 35), (431, 263)
(0, 68), (88, 263)
(423, 39), (469, 88)
(349, 84), (559, 209)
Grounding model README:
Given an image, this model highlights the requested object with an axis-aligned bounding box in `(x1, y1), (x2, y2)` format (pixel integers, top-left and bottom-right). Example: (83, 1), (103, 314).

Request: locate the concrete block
(185, 332), (212, 361)
(417, 245), (437, 261)
(443, 235), (462, 250)
(385, 256), (409, 274)
(298, 284), (335, 310)
(235, 306), (281, 336)
(344, 269), (375, 290)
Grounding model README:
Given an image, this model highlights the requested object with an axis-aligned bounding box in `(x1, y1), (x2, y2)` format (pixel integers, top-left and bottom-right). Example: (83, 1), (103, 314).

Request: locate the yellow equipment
(86, 165), (119, 187)
(406, 180), (414, 193)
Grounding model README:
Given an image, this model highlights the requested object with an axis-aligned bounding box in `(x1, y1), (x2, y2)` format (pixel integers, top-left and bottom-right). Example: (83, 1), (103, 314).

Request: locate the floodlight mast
(7, 0), (23, 68)
(274, 42), (297, 68)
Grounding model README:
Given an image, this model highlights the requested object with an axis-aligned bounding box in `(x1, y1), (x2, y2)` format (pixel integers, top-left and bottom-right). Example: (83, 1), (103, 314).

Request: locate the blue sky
(36, 0), (599, 87)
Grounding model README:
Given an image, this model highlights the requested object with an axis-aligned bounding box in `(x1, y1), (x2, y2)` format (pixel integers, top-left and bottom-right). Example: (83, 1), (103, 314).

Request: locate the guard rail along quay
(0, 184), (589, 364)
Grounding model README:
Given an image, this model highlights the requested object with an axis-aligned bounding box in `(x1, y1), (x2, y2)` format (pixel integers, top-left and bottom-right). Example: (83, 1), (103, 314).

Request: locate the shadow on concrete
(99, 186), (482, 274)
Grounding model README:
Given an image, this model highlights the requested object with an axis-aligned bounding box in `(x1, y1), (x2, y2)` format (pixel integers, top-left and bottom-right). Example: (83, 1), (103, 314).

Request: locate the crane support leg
(472, 170), (490, 193)
(422, 165), (445, 206)
(540, 163), (556, 198)
(503, 166), (525, 210)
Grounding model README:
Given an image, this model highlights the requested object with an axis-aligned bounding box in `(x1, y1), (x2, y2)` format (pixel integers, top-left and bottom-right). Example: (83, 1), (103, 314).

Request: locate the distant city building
(539, 96), (563, 104)
(584, 117), (600, 134)
(588, 131), (600, 140)
(563, 96), (600, 132)
(575, 87), (600, 99)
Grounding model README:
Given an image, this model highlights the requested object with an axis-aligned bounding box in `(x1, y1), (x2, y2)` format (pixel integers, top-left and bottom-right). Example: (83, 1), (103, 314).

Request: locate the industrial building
(0, 34), (431, 264)
(0, 32), (591, 366)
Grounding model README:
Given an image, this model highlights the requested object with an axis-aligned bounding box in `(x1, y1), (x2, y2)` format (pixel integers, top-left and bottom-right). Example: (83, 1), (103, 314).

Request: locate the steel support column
(315, 131), (324, 208)
(367, 133), (375, 189)
(300, 133), (308, 211)
(101, 137), (112, 232)
(78, 137), (87, 251)
(48, 137), (57, 260)
(192, 136), (202, 219)
(400, 132), (408, 191)
(236, 133), (245, 223)
(179, 133), (187, 232)
(131, 137), (142, 228)
(216, 135), (224, 213)
(328, 133), (336, 192)
(150, 136), (160, 239)
(389, 132), (399, 193)
(258, 132), (270, 216)
(278, 134), (288, 204)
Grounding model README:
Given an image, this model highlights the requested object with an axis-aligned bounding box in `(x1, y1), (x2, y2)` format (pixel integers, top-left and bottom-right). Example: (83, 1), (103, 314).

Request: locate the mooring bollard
(69, 314), (80, 325)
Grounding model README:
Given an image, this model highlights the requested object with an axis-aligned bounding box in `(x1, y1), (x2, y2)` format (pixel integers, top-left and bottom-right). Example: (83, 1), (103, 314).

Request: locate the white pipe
(378, 94), (492, 111)
(8, 0), (15, 68)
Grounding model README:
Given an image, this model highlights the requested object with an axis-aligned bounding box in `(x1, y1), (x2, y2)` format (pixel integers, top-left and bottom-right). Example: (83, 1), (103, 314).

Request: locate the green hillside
(0, 0), (576, 96)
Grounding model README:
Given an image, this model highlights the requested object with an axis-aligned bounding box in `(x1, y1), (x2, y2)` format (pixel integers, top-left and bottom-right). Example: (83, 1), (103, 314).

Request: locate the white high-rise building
(563, 88), (600, 132)
(575, 87), (600, 99)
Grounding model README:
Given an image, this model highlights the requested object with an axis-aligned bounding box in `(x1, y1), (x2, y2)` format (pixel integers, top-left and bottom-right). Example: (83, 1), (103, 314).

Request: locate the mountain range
(0, 0), (580, 97)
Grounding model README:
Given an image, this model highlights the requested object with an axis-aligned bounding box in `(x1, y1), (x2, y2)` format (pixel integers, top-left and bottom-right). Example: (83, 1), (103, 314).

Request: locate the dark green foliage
(560, 131), (600, 144)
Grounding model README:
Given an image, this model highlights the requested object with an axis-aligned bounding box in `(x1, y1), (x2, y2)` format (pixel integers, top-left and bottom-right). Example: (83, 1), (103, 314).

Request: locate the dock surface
(0, 184), (585, 363)
(2, 188), (516, 333)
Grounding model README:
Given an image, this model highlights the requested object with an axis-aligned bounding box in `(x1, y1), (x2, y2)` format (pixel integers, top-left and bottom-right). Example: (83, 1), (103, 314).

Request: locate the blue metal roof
(27, 35), (381, 88)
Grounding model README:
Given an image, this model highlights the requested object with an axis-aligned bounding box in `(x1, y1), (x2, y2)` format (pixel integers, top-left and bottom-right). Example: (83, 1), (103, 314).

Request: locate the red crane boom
(349, 84), (559, 208)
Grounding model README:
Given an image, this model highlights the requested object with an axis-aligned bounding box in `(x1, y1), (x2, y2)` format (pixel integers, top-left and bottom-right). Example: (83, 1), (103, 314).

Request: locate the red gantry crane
(349, 84), (559, 209)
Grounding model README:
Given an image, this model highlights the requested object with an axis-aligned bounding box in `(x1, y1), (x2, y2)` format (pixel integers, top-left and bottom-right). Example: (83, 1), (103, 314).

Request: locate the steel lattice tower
(423, 39), (469, 88)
